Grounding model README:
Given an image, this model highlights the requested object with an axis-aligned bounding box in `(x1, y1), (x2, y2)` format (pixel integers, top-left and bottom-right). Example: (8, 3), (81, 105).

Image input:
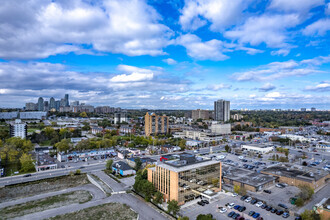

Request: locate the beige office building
(145, 112), (169, 136)
(192, 109), (210, 120)
(147, 154), (221, 205)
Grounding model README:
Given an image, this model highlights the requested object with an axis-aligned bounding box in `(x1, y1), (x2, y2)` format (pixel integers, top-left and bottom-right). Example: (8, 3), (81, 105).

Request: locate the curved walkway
(0, 184), (105, 209)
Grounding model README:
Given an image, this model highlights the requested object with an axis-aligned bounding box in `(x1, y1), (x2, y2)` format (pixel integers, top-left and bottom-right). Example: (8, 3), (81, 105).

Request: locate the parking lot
(180, 192), (295, 220)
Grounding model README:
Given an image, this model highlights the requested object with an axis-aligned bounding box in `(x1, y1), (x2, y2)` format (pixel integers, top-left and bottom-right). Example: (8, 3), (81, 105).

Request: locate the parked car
(271, 208), (278, 213)
(202, 199), (209, 204)
(252, 213), (260, 218)
(282, 213), (290, 218)
(260, 204), (267, 209)
(266, 206), (272, 211)
(232, 213), (240, 219)
(245, 197), (252, 203)
(237, 217), (245, 220)
(232, 193), (238, 197)
(256, 201), (263, 207)
(263, 190), (271, 194)
(276, 184), (284, 188)
(251, 199), (258, 205)
(227, 203), (235, 209)
(197, 201), (205, 206)
(219, 207), (227, 213)
(234, 205), (241, 210)
(278, 203), (288, 209)
(276, 210), (284, 215)
(248, 211), (255, 216)
(238, 206), (246, 212)
(241, 195), (248, 201)
(23, 174), (32, 177)
(228, 211), (235, 218)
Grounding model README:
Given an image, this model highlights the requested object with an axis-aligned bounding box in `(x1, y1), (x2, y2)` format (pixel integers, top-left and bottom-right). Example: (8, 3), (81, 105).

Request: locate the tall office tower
(25, 103), (37, 111)
(64, 94), (69, 107)
(144, 112), (169, 136)
(214, 99), (230, 122)
(71, 101), (79, 106)
(49, 97), (55, 110)
(37, 97), (44, 111)
(311, 107), (316, 112)
(43, 101), (49, 111)
(55, 100), (61, 111)
(60, 98), (66, 107)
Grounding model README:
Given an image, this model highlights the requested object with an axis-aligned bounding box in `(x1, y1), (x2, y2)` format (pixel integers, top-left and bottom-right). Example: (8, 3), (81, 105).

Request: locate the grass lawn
(0, 174), (89, 202)
(27, 128), (39, 133)
(49, 203), (138, 220)
(0, 190), (92, 219)
(39, 140), (52, 146)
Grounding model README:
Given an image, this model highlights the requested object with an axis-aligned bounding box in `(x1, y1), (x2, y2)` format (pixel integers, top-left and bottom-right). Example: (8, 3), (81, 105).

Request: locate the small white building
(241, 144), (274, 154)
(10, 119), (27, 139)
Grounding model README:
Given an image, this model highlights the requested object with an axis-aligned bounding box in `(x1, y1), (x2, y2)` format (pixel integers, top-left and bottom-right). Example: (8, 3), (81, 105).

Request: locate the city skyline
(0, 0), (329, 110)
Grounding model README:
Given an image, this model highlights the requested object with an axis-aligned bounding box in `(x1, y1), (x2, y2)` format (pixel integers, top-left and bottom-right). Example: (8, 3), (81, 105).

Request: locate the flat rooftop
(156, 159), (220, 173)
(261, 164), (329, 182)
(242, 144), (273, 148)
(222, 164), (275, 187)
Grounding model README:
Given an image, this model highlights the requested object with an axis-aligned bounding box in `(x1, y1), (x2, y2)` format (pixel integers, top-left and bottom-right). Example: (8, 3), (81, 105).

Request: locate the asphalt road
(298, 183), (330, 214)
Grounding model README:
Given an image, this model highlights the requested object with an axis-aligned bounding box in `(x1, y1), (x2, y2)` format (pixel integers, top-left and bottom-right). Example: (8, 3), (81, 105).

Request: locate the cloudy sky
(0, 0), (329, 110)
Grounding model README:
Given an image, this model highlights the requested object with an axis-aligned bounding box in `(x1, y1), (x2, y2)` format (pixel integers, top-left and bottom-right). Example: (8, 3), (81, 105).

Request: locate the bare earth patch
(0, 190), (92, 219)
(0, 174), (89, 203)
(49, 202), (138, 220)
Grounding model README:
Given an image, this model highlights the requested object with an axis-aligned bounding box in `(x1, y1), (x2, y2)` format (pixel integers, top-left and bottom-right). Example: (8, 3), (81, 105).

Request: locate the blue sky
(0, 0), (329, 110)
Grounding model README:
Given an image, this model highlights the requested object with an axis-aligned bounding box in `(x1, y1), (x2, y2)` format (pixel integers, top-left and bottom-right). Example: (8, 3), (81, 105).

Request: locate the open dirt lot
(0, 174), (89, 203)
(0, 190), (92, 219)
(49, 202), (138, 220)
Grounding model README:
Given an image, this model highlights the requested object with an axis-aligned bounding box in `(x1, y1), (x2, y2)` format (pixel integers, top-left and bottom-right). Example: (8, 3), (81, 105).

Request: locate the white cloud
(209, 83), (232, 90)
(162, 58), (177, 65)
(271, 49), (290, 56)
(176, 34), (229, 61)
(179, 0), (250, 31)
(268, 0), (324, 13)
(266, 92), (282, 98)
(110, 72), (154, 82)
(225, 14), (300, 48)
(305, 82), (330, 92)
(326, 3), (330, 15)
(232, 56), (329, 82)
(0, 0), (172, 59)
(303, 18), (330, 36)
(259, 83), (276, 92)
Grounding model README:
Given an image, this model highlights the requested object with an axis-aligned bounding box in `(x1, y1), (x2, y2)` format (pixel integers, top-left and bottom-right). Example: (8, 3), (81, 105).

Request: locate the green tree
(196, 214), (215, 220)
(19, 153), (35, 173)
(55, 139), (70, 152)
(75, 169), (81, 175)
(234, 185), (240, 194)
(106, 159), (113, 171)
(178, 217), (189, 220)
(212, 178), (219, 187)
(44, 127), (56, 139)
(225, 145), (230, 152)
(179, 139), (186, 150)
(81, 122), (91, 131)
(134, 157), (143, 171)
(298, 184), (314, 200)
(167, 200), (180, 216)
(79, 112), (88, 118)
(239, 186), (247, 195)
(300, 209), (320, 220)
(295, 197), (304, 207)
(141, 180), (155, 201)
(153, 191), (163, 205)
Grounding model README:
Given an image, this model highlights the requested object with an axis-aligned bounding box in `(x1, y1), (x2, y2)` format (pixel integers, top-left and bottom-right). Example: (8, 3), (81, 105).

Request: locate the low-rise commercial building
(222, 165), (276, 192)
(148, 153), (222, 205)
(112, 161), (136, 176)
(57, 148), (115, 162)
(35, 153), (57, 172)
(241, 144), (274, 154)
(261, 164), (330, 190)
